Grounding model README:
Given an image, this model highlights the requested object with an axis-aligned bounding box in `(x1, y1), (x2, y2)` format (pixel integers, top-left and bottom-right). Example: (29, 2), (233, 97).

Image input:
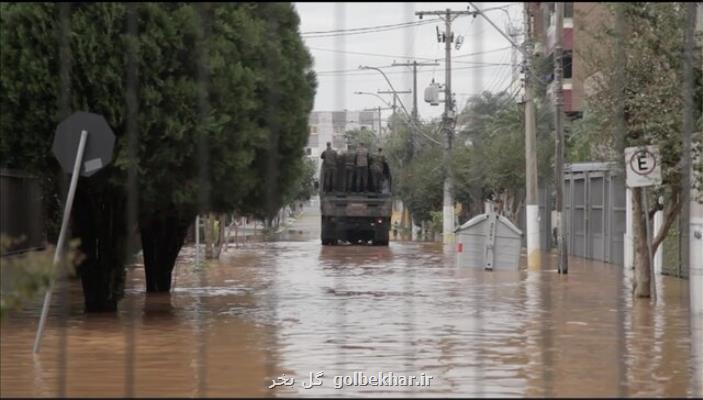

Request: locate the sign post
(33, 112), (115, 354)
(624, 145), (662, 301)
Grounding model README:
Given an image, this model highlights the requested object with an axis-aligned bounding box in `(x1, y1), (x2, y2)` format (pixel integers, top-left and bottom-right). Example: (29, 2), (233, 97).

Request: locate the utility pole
(523, 2), (541, 270)
(390, 61), (439, 160)
(363, 106), (392, 139)
(378, 89), (410, 141)
(389, 62), (436, 240)
(390, 61), (441, 123)
(378, 89), (411, 118)
(467, 2), (543, 267)
(416, 8), (476, 244)
(554, 2), (568, 274)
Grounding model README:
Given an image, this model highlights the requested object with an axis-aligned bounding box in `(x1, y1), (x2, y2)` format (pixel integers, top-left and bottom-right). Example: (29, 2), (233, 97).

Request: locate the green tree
(344, 126), (379, 150)
(286, 156), (318, 204)
(580, 2), (703, 297)
(0, 3), (316, 308)
(382, 116), (444, 226)
(454, 90), (554, 224)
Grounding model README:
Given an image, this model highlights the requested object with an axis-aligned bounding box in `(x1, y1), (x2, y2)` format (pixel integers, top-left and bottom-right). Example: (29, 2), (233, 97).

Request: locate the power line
(314, 63), (510, 77)
(453, 46), (511, 58)
(301, 19), (438, 35)
(301, 5), (513, 36)
(302, 19), (439, 38)
(306, 45), (511, 62)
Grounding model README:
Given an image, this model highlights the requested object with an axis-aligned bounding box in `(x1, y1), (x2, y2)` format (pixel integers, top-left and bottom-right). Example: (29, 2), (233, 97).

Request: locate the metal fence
(563, 162), (626, 266)
(0, 169), (46, 254)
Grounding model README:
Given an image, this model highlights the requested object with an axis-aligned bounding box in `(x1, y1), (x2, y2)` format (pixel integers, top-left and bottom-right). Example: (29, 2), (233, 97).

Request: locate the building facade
(528, 2), (610, 119)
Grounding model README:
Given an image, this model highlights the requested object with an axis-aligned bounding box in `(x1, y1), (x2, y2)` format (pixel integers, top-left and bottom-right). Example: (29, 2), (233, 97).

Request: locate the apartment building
(528, 2), (610, 119)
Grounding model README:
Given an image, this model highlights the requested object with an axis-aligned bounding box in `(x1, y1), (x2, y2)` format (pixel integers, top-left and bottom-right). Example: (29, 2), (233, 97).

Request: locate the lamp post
(354, 91), (393, 109)
(358, 66), (413, 119)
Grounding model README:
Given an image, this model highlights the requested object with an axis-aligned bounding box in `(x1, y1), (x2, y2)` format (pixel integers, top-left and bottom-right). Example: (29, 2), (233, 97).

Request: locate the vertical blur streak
(124, 3), (139, 398)
(195, 3), (211, 396)
(472, 5), (485, 396)
(681, 3), (701, 397)
(680, 0), (695, 299)
(56, 3), (72, 397)
(540, 271), (552, 398)
(473, 3), (483, 98)
(263, 6), (281, 384)
(333, 2), (347, 373)
(402, 2), (416, 375)
(613, 4), (629, 397)
(334, 4), (346, 114)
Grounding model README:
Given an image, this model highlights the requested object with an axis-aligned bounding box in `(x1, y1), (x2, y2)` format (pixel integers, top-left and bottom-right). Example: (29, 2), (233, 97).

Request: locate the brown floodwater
(1, 206), (700, 397)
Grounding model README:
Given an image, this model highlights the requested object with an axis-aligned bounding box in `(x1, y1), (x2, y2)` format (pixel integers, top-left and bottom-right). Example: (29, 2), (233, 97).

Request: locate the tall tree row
(0, 3), (316, 310)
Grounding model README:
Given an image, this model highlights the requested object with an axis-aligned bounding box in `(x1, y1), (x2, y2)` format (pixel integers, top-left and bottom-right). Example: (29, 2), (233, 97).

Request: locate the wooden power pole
(416, 8), (477, 244)
(523, 2), (542, 270)
(554, 2), (568, 274)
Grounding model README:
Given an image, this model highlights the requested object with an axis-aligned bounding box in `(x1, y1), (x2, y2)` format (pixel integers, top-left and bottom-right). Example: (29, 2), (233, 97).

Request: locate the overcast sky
(293, 2), (524, 121)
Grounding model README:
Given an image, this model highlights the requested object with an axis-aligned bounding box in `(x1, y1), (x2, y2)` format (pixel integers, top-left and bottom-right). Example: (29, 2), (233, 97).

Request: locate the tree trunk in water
(632, 187), (651, 298)
(204, 213), (214, 259)
(72, 184), (128, 312)
(140, 211), (193, 292)
(212, 213), (226, 259)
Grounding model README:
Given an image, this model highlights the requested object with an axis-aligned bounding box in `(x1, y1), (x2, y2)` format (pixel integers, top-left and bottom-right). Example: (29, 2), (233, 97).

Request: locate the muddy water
(1, 225), (698, 397)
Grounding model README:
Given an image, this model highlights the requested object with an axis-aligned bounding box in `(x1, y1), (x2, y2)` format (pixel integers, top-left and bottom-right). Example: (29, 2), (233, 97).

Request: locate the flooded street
(1, 201), (699, 398)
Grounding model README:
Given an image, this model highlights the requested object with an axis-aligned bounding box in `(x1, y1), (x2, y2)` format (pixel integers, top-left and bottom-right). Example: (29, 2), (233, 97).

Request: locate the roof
(455, 213), (523, 236)
(564, 162), (619, 174)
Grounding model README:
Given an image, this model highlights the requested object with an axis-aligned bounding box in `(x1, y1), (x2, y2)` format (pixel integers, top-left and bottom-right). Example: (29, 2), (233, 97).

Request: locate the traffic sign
(36, 111), (116, 354)
(625, 145), (662, 188)
(52, 111), (115, 177)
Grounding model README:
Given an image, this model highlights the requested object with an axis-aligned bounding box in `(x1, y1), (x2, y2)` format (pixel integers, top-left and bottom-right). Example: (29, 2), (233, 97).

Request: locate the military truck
(319, 148), (392, 246)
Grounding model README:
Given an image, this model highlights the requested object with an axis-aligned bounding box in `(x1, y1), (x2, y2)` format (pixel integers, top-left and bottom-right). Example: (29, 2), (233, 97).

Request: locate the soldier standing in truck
(370, 147), (386, 193)
(320, 142), (338, 192)
(344, 145), (356, 192)
(355, 143), (369, 192)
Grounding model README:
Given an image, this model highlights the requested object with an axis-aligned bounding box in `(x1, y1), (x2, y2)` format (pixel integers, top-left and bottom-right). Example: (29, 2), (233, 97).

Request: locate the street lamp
(358, 65), (413, 119)
(358, 65), (442, 146)
(354, 91), (393, 109)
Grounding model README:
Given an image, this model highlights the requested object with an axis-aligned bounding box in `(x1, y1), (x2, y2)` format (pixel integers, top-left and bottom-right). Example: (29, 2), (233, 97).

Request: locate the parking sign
(624, 145), (662, 188)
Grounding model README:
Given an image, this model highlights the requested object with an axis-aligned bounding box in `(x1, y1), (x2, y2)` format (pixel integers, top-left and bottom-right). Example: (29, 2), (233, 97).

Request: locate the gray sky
(294, 2), (524, 121)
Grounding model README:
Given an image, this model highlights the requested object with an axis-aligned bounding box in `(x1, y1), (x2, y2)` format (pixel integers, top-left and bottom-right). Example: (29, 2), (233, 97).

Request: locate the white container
(456, 212), (523, 270)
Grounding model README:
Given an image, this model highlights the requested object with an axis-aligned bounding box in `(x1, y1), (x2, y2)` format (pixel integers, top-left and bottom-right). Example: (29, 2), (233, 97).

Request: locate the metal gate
(563, 163), (625, 266)
(0, 169), (46, 254)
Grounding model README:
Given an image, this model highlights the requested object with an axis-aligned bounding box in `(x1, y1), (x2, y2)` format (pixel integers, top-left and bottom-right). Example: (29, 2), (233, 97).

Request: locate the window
(564, 2), (573, 18)
(545, 2), (555, 29)
(309, 125), (318, 134)
(307, 134), (319, 147)
(563, 50), (573, 79)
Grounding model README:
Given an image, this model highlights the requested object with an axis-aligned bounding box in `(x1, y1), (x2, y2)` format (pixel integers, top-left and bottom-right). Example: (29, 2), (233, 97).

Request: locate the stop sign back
(52, 111), (115, 177)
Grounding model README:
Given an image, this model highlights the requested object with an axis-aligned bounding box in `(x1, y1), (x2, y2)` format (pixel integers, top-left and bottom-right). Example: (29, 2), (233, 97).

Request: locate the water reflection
(0, 239), (697, 397)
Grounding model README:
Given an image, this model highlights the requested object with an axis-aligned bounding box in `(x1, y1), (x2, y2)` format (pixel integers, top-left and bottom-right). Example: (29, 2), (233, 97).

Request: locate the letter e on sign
(624, 145), (662, 188)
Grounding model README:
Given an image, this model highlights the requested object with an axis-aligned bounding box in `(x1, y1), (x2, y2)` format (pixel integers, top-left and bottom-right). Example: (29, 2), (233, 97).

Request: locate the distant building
(528, 2), (611, 119)
(305, 110), (382, 174)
